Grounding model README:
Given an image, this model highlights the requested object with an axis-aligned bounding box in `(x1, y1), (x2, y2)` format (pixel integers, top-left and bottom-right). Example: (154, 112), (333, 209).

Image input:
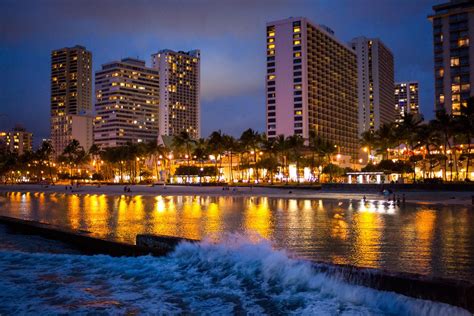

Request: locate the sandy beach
(0, 184), (472, 206)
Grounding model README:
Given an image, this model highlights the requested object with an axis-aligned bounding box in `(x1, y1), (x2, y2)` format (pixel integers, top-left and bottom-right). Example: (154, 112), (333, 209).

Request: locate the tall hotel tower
(152, 49), (200, 139)
(266, 18), (358, 158)
(429, 0), (474, 115)
(51, 45), (93, 156)
(394, 81), (420, 121)
(94, 58), (160, 148)
(350, 37), (395, 135)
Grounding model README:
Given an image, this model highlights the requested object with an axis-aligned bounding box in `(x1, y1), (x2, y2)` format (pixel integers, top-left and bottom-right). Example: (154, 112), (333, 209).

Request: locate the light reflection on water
(0, 191), (473, 281)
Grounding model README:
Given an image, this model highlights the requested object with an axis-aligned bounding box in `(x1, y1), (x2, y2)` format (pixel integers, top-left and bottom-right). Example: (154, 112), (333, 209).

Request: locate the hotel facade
(94, 58), (160, 148)
(429, 0), (474, 115)
(394, 81), (420, 121)
(265, 17), (358, 158)
(350, 37), (395, 135)
(0, 125), (33, 155)
(50, 45), (93, 156)
(152, 49), (201, 139)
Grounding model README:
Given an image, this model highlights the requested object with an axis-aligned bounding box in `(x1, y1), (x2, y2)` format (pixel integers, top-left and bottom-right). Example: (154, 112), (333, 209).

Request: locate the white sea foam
(0, 234), (469, 315)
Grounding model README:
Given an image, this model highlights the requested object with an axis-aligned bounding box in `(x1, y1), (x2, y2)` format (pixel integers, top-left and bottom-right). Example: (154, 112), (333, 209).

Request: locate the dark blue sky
(0, 0), (442, 145)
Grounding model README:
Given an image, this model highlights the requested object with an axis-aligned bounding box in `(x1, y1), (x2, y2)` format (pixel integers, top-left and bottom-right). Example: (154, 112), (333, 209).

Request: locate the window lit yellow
(268, 31), (275, 37)
(268, 44), (275, 49)
(450, 57), (460, 67)
(268, 75), (276, 80)
(293, 40), (301, 45)
(293, 27), (301, 33)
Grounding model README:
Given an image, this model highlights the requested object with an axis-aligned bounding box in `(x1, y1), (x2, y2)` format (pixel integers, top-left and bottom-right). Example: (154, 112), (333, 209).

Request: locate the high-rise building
(0, 125), (33, 155)
(266, 17), (358, 158)
(350, 37), (395, 135)
(50, 45), (93, 156)
(94, 58), (160, 148)
(394, 81), (420, 121)
(429, 0), (474, 115)
(151, 49), (200, 139)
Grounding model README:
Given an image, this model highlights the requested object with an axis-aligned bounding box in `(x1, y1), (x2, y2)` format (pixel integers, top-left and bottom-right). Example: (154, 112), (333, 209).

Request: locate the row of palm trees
(88, 128), (339, 184)
(360, 101), (473, 181)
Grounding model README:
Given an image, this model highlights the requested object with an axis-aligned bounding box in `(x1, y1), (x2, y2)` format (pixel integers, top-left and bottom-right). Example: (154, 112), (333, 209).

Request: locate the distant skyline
(0, 0), (442, 145)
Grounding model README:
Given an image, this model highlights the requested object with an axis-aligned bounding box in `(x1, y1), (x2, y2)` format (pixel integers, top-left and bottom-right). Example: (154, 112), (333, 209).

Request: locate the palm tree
(274, 134), (289, 182)
(286, 134), (305, 183)
(360, 130), (377, 163)
(431, 109), (454, 181)
(239, 128), (263, 182)
(414, 123), (442, 179)
(36, 140), (55, 183)
(59, 139), (87, 178)
(222, 134), (238, 183)
(172, 131), (196, 168)
(208, 130), (224, 182)
(454, 99), (474, 180)
(374, 123), (396, 160)
(394, 113), (423, 181)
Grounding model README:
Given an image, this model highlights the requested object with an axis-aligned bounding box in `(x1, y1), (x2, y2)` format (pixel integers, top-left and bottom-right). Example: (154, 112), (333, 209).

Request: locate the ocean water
(1, 192), (474, 281)
(0, 233), (469, 315)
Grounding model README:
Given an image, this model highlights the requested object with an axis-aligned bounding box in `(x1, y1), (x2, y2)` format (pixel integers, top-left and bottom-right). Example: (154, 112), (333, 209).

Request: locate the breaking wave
(0, 234), (469, 315)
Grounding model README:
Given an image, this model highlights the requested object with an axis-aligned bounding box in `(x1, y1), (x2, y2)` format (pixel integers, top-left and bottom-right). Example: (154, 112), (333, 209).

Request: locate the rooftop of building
(429, 0), (474, 18)
(152, 49), (200, 58)
(266, 17), (355, 53)
(99, 57), (158, 73)
(52, 45), (88, 53)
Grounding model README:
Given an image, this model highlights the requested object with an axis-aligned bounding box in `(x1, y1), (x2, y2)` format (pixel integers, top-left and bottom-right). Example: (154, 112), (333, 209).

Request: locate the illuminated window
(268, 44), (275, 49)
(451, 84), (460, 93)
(294, 110), (302, 115)
(452, 94), (460, 102)
(461, 83), (470, 92)
(294, 84), (302, 90)
(458, 38), (469, 47)
(293, 52), (301, 58)
(268, 75), (276, 80)
(438, 68), (444, 77)
(293, 33), (301, 39)
(267, 31), (275, 37)
(293, 40), (301, 45)
(268, 38), (274, 43)
(293, 27), (301, 33)
(267, 50), (275, 56)
(453, 102), (461, 112)
(450, 57), (460, 67)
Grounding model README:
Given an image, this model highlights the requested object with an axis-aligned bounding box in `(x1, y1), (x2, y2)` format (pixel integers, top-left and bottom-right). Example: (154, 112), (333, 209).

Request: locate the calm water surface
(1, 191), (473, 281)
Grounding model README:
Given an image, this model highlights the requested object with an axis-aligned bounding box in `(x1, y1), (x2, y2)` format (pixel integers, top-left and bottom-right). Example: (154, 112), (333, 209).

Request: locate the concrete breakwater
(0, 215), (472, 312)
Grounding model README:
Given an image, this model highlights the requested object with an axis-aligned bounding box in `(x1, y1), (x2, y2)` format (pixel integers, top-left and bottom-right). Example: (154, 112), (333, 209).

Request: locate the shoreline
(0, 184), (473, 206)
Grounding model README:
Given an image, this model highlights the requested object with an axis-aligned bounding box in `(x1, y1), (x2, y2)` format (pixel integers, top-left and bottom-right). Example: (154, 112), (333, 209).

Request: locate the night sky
(0, 0), (442, 146)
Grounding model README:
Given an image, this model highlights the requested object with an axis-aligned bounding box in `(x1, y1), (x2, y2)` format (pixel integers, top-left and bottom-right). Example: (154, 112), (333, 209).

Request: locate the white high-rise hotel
(50, 45), (93, 156)
(94, 58), (160, 148)
(350, 37), (395, 135)
(266, 17), (358, 158)
(152, 50), (201, 139)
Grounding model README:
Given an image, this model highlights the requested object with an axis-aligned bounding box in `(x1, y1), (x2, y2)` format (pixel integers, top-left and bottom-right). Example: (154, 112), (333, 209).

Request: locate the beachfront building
(0, 125), (33, 155)
(94, 58), (160, 148)
(265, 17), (359, 158)
(350, 37), (395, 135)
(394, 82), (420, 122)
(429, 0), (474, 115)
(50, 45), (93, 156)
(151, 49), (201, 139)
